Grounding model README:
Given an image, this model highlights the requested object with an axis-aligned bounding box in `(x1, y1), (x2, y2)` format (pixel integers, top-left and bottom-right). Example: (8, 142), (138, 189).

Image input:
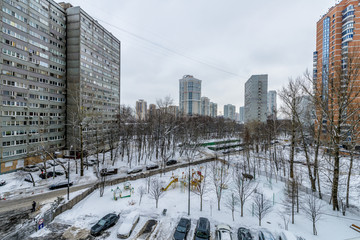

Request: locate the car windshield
(98, 220), (107, 226)
(176, 226), (187, 233)
(196, 231), (208, 238)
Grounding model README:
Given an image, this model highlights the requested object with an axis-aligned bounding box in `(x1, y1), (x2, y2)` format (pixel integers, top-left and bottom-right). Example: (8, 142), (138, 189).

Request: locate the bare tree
(252, 191), (272, 226)
(192, 165), (208, 211)
(234, 167), (257, 217)
(138, 186), (146, 206)
(224, 192), (238, 221)
(211, 161), (230, 211)
(149, 177), (164, 208)
(302, 193), (323, 235)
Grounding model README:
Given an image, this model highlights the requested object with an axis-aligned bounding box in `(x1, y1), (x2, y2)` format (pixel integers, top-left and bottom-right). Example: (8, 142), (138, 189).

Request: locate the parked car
(48, 181), (73, 190)
(237, 227), (252, 240)
(215, 224), (232, 240)
(146, 163), (159, 171)
(36, 163), (51, 170)
(117, 212), (140, 238)
(23, 165), (39, 172)
(39, 171), (64, 179)
(166, 159), (177, 166)
(91, 213), (119, 236)
(173, 217), (191, 240)
(278, 230), (297, 240)
(258, 229), (275, 240)
(0, 180), (6, 186)
(194, 217), (211, 240)
(47, 160), (59, 166)
(100, 168), (118, 176)
(127, 166), (143, 174)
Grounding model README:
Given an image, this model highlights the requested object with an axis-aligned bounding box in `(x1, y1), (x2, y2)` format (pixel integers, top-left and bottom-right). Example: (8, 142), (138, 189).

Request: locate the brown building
(314, 0), (360, 145)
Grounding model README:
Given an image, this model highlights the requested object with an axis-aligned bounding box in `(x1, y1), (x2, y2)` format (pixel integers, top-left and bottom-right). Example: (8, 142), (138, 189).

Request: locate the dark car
(237, 227), (252, 240)
(166, 159), (177, 166)
(23, 165), (39, 172)
(39, 171), (64, 179)
(90, 213), (120, 236)
(194, 217), (210, 240)
(146, 163), (159, 170)
(100, 168), (118, 176)
(173, 218), (191, 240)
(258, 229), (275, 240)
(0, 180), (6, 186)
(127, 166), (143, 174)
(48, 181), (73, 190)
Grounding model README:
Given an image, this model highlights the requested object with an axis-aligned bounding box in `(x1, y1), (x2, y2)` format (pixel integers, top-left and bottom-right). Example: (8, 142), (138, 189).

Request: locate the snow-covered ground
(31, 162), (360, 240)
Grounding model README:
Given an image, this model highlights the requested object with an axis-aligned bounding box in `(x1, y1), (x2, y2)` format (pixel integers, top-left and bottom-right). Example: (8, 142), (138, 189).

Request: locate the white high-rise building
(201, 97), (210, 116)
(210, 102), (218, 117)
(245, 74), (268, 123)
(136, 99), (147, 120)
(239, 107), (245, 123)
(224, 104), (236, 120)
(179, 75), (201, 116)
(267, 90), (277, 119)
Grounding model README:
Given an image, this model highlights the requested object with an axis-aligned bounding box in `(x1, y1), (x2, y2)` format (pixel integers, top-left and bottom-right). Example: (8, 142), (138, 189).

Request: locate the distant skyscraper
(179, 75), (201, 116)
(201, 97), (210, 116)
(210, 102), (218, 117)
(267, 90), (277, 119)
(239, 107), (245, 123)
(245, 74), (268, 123)
(148, 104), (157, 118)
(224, 104), (236, 120)
(136, 100), (147, 120)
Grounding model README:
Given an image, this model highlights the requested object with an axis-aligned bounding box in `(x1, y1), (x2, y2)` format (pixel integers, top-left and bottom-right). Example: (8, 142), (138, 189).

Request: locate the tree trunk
(332, 145), (340, 211)
(346, 152), (354, 207)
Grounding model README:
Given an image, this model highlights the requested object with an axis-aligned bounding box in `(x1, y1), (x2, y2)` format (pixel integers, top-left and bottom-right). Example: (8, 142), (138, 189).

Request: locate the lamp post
(67, 145), (73, 201)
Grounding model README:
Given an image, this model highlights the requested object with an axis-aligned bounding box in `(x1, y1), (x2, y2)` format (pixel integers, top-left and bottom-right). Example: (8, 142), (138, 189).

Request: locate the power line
(93, 17), (242, 77)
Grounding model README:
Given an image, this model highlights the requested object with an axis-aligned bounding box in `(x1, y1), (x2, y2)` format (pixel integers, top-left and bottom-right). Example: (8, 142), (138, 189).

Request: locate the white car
(127, 166), (143, 174)
(117, 212), (140, 238)
(278, 230), (297, 240)
(215, 224), (232, 240)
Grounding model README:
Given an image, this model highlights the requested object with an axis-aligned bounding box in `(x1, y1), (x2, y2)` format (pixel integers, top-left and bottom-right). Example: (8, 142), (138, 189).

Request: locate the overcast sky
(65, 0), (333, 114)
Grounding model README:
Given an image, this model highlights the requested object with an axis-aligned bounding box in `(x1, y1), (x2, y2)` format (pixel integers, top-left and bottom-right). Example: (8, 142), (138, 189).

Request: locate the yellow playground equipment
(161, 174), (178, 191)
(191, 169), (204, 190)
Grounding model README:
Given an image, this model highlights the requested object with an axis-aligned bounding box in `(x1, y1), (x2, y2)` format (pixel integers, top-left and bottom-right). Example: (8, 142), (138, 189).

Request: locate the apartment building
(210, 102), (217, 117)
(135, 99), (147, 120)
(179, 75), (201, 116)
(314, 0), (360, 144)
(223, 104), (236, 121)
(0, 0), (67, 172)
(0, 1), (120, 173)
(244, 74), (268, 123)
(267, 90), (277, 120)
(200, 96), (210, 116)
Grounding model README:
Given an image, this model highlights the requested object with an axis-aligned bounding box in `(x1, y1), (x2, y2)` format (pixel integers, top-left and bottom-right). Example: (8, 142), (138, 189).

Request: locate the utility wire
(93, 17), (241, 77)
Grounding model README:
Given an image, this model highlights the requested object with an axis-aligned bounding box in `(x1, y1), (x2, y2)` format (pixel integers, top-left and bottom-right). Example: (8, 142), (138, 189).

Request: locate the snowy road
(0, 182), (94, 214)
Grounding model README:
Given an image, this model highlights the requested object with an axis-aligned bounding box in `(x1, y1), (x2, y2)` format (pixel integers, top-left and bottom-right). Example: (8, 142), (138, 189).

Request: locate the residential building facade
(315, 0), (360, 144)
(179, 75), (201, 116)
(0, 1), (120, 173)
(224, 104), (236, 121)
(210, 102), (217, 117)
(65, 5), (121, 152)
(0, 0), (67, 172)
(200, 96), (210, 116)
(239, 106), (244, 123)
(135, 99), (147, 120)
(267, 90), (277, 119)
(244, 74), (268, 123)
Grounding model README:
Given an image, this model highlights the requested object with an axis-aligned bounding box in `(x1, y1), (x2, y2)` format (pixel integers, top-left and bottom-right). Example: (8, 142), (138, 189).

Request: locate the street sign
(38, 218), (44, 230)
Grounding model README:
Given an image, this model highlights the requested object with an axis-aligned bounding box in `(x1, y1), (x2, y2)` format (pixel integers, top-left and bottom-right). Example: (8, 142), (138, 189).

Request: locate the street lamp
(67, 145), (73, 201)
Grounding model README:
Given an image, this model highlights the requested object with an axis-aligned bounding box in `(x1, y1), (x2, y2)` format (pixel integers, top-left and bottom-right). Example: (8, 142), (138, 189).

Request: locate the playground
(35, 162), (360, 240)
